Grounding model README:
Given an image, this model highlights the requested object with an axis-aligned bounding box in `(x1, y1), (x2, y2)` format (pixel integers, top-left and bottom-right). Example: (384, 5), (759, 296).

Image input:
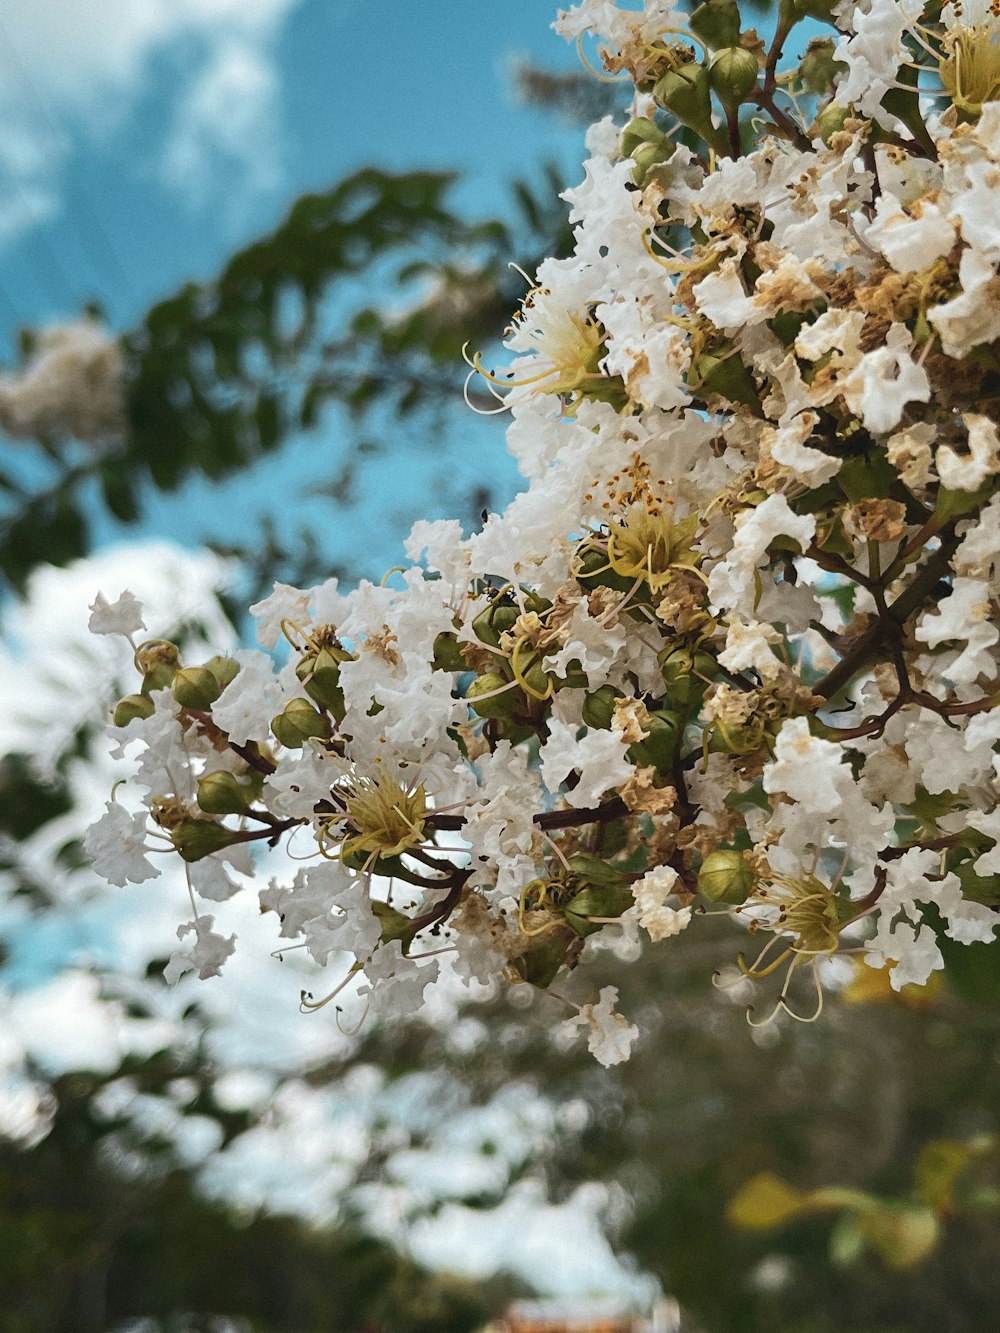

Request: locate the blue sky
(0, 0), (592, 580)
(0, 0), (585, 330)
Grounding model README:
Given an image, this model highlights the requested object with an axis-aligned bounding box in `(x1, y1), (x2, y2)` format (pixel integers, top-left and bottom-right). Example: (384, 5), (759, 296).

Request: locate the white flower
(928, 249), (1000, 358)
(560, 986), (639, 1067)
(212, 651), (281, 748)
(865, 194), (955, 273)
(87, 590), (146, 639)
(834, 0), (924, 117)
(936, 414), (1000, 492)
(763, 718), (850, 816)
(249, 582), (312, 649)
(842, 324), (931, 435)
(915, 577), (999, 685)
(540, 720), (634, 809)
(630, 867), (691, 942)
(163, 915), (236, 983)
(358, 941), (440, 1022)
(84, 801), (160, 887)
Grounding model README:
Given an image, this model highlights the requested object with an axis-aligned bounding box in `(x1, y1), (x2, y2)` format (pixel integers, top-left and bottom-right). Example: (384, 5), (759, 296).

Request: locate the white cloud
(0, 0), (300, 245)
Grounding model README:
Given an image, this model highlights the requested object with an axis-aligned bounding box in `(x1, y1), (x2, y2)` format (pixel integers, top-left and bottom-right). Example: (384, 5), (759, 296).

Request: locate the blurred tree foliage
(0, 165), (572, 594)
(0, 1061), (516, 1333)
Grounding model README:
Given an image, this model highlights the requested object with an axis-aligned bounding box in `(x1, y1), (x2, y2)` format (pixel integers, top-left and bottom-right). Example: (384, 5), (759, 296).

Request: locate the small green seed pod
(202, 655), (241, 691)
(467, 672), (517, 720)
(196, 770), (257, 816)
(113, 693), (155, 727)
(172, 666), (222, 710)
(170, 817), (243, 863)
(271, 697), (330, 749)
(698, 849), (757, 904)
(709, 47), (760, 108)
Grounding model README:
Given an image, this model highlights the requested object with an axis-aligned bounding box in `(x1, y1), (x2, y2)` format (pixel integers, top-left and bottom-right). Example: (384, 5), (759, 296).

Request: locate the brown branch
(814, 533), (959, 701)
(428, 795), (628, 834)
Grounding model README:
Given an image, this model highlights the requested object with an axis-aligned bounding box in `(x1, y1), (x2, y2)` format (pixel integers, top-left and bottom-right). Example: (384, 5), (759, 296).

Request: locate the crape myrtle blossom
(89, 0), (1000, 1062)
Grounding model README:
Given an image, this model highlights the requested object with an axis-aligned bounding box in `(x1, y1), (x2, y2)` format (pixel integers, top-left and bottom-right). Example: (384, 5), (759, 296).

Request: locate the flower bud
(172, 666), (222, 710)
(810, 102), (849, 144)
(797, 38), (843, 96)
(564, 884), (635, 936)
(629, 710), (681, 770)
(471, 599), (519, 650)
(467, 672), (517, 720)
(690, 0), (741, 50)
(653, 64), (728, 155)
(582, 684), (623, 731)
(709, 47), (759, 108)
(170, 817), (244, 863)
(517, 650), (553, 701)
(196, 770), (258, 816)
(619, 116), (666, 158)
(271, 698), (330, 749)
(431, 630), (467, 673)
(631, 140), (673, 184)
(661, 647), (715, 709)
(698, 849), (757, 903)
(296, 645), (348, 717)
(113, 693), (155, 727)
(136, 640), (180, 692)
(509, 934), (568, 989)
(575, 543), (632, 592)
(568, 851), (626, 885)
(202, 655), (241, 691)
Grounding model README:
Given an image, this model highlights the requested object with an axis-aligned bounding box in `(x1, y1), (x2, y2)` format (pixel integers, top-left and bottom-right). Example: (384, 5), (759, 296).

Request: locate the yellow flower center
(339, 772), (427, 860)
(606, 504), (701, 591)
(941, 24), (1000, 116)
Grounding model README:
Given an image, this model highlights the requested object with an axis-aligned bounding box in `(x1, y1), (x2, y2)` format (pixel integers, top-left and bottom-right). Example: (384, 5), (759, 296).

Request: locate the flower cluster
(0, 319), (124, 444)
(88, 0), (1000, 1062)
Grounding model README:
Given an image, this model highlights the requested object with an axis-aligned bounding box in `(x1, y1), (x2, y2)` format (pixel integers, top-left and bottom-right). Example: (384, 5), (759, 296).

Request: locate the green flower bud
(271, 698), (330, 749)
(631, 140), (674, 185)
(582, 684), (624, 731)
(690, 0), (741, 50)
(810, 101), (849, 144)
(619, 116), (667, 159)
(797, 38), (844, 97)
(653, 64), (728, 155)
(196, 770), (258, 816)
(629, 710), (682, 770)
(136, 640), (180, 693)
(113, 693), (155, 727)
(172, 665), (222, 710)
(661, 647), (716, 709)
(564, 883), (635, 937)
(296, 645), (349, 717)
(202, 655), (241, 691)
(698, 849), (757, 903)
(170, 817), (244, 863)
(471, 599), (519, 650)
(575, 544), (632, 593)
(568, 852), (626, 885)
(517, 650), (553, 701)
(431, 630), (467, 673)
(467, 672), (517, 720)
(709, 47), (759, 108)
(509, 935), (568, 989)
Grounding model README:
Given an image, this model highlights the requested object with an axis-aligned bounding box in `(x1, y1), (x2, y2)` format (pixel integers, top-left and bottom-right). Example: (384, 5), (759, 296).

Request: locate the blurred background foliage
(5, 9), (1000, 1330)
